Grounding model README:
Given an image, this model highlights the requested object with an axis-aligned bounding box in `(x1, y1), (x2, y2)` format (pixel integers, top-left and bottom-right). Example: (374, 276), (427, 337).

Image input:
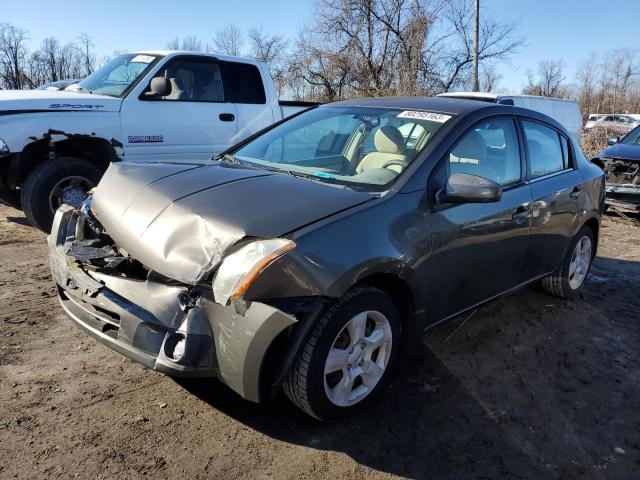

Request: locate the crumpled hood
(601, 143), (640, 161)
(0, 90), (121, 113)
(91, 162), (374, 284)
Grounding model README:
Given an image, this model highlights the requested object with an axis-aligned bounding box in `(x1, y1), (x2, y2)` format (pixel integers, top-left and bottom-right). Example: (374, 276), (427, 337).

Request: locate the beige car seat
(356, 126), (409, 174)
(165, 78), (186, 100)
(449, 130), (499, 182)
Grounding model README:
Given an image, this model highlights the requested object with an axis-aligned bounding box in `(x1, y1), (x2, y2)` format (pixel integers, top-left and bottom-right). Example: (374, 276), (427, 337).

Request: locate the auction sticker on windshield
(397, 111), (452, 122)
(131, 55), (155, 63)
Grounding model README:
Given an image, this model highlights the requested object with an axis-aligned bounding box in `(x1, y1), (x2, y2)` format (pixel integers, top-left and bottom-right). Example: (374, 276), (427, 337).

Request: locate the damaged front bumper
(603, 157), (640, 211)
(48, 205), (299, 402)
(605, 184), (640, 211)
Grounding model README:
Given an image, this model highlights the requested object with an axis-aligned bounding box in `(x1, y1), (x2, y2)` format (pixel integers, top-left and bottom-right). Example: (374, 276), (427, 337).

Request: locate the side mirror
(607, 135), (620, 146)
(144, 77), (171, 98)
(441, 173), (502, 204)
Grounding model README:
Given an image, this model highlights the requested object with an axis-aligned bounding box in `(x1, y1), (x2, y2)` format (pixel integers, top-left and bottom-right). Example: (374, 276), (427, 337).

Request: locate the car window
(263, 115), (357, 162)
(559, 135), (570, 168)
(154, 58), (224, 102)
(448, 118), (521, 186)
(220, 61), (266, 104)
(522, 121), (565, 178)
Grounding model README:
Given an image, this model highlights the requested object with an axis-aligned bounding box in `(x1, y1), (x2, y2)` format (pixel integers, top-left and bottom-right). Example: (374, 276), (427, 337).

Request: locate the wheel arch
(15, 136), (118, 186)
(354, 272), (424, 360)
(583, 215), (600, 257)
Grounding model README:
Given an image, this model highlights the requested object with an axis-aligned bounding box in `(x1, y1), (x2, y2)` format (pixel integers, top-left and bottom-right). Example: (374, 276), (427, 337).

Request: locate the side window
(154, 58), (224, 102)
(522, 121), (565, 178)
(448, 118), (521, 186)
(559, 135), (570, 168)
(220, 62), (266, 104)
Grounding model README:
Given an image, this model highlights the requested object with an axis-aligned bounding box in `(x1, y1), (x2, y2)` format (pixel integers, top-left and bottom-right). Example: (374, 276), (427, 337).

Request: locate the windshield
(68, 54), (159, 97)
(231, 106), (451, 191)
(620, 125), (640, 145)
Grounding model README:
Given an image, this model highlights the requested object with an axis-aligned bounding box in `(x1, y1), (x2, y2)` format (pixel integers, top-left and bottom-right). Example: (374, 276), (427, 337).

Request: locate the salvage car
(591, 126), (640, 211)
(49, 97), (604, 420)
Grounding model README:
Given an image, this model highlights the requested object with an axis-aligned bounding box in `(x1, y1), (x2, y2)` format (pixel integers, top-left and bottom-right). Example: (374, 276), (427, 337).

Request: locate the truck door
(219, 60), (274, 143)
(120, 55), (237, 162)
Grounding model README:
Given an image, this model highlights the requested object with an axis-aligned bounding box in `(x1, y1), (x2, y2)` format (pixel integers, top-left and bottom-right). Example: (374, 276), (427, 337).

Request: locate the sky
(2, 0), (640, 93)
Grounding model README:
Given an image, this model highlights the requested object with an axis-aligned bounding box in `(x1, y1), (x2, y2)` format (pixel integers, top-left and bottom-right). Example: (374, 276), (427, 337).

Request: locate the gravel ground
(0, 203), (639, 480)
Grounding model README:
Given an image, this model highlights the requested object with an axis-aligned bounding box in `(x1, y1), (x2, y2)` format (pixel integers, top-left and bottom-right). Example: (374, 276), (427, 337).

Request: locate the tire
(283, 286), (401, 421)
(20, 157), (103, 232)
(541, 226), (595, 299)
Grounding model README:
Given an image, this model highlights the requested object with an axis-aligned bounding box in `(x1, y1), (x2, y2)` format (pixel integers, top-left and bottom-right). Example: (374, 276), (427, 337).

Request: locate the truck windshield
(231, 106), (451, 191)
(68, 54), (160, 98)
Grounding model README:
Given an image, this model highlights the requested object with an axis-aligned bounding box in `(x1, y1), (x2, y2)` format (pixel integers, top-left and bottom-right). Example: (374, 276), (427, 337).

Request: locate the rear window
(220, 61), (266, 104)
(522, 121), (566, 178)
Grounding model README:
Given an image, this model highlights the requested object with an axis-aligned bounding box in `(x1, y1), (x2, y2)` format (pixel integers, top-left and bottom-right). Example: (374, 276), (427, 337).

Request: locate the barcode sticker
(397, 111), (452, 122)
(131, 55), (155, 64)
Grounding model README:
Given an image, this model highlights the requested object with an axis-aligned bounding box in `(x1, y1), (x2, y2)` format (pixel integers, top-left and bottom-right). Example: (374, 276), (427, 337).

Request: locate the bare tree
(0, 23), (30, 89)
(212, 24), (243, 56)
(479, 63), (502, 92)
(248, 27), (288, 93)
(523, 59), (568, 98)
(166, 35), (204, 52)
(77, 33), (95, 76)
(433, 0), (523, 93)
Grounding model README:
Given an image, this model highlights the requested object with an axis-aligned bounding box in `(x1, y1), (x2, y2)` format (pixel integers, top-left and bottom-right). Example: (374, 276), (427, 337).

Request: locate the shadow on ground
(177, 255), (640, 479)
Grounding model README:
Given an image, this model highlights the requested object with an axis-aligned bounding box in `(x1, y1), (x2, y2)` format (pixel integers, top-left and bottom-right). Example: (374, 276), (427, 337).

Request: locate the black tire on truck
(20, 157), (103, 232)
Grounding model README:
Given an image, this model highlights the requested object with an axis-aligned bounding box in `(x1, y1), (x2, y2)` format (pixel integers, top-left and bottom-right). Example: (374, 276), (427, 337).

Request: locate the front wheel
(283, 286), (400, 421)
(20, 157), (103, 232)
(541, 226), (595, 299)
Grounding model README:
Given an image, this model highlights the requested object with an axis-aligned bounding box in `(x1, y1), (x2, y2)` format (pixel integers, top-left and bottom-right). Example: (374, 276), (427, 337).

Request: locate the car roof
(130, 50), (266, 66)
(323, 96), (496, 115)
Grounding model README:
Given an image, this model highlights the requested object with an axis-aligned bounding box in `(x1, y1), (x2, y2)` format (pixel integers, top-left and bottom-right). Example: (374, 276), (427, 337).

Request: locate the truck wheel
(21, 157), (102, 232)
(541, 226), (595, 299)
(283, 286), (400, 421)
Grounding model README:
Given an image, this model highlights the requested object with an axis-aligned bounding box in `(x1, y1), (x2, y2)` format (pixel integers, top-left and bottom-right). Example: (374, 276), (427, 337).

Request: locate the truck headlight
(212, 239), (295, 305)
(0, 139), (9, 156)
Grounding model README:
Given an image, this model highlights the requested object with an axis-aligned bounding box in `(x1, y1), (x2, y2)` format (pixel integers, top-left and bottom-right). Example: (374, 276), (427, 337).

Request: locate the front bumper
(605, 184), (640, 211)
(48, 205), (298, 402)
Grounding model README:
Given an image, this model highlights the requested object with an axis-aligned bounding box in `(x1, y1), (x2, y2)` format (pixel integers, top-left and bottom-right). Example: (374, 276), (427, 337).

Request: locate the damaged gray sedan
(49, 97), (604, 420)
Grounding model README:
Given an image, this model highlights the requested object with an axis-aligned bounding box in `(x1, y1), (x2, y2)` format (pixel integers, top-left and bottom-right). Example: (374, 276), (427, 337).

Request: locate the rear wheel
(283, 286), (400, 421)
(21, 157), (102, 232)
(541, 226), (595, 299)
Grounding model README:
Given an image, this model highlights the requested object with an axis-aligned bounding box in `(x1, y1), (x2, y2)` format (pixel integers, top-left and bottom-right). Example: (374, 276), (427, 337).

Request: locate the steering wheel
(381, 160), (407, 171)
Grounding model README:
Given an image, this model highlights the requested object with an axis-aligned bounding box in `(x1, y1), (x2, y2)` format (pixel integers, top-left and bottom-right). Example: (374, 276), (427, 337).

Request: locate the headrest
(452, 130), (486, 162)
(528, 139), (543, 158)
(374, 126), (405, 155)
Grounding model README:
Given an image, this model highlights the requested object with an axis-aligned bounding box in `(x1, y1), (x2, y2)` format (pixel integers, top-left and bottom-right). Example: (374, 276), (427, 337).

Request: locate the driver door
(421, 117), (533, 321)
(120, 56), (237, 163)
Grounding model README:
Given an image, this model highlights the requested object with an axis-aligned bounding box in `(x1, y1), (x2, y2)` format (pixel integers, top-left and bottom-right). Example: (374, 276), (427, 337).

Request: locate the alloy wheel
(323, 310), (393, 407)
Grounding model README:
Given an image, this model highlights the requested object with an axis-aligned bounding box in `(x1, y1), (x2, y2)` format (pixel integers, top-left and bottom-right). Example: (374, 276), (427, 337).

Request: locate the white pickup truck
(0, 51), (315, 230)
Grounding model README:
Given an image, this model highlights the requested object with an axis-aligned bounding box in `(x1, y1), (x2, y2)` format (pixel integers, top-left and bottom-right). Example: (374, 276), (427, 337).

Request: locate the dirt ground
(0, 203), (639, 480)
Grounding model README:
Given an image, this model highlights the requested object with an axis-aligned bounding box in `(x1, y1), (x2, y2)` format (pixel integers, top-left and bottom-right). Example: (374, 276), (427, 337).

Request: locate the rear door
(120, 55), (237, 162)
(219, 61), (275, 143)
(422, 116), (533, 321)
(519, 118), (584, 278)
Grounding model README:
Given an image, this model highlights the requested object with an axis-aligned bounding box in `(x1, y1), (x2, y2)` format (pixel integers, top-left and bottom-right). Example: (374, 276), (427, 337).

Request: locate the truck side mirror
(607, 135), (620, 146)
(144, 77), (171, 99)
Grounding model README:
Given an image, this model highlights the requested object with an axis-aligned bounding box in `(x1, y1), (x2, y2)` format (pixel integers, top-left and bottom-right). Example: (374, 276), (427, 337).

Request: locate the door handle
(512, 204), (531, 222)
(570, 186), (581, 199)
(219, 113), (235, 122)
